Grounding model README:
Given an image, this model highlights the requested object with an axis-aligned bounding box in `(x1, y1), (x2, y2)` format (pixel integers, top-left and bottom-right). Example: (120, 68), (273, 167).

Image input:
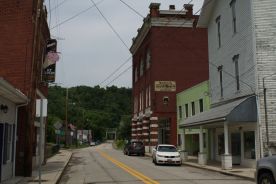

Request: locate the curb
(182, 162), (255, 182)
(55, 151), (73, 184)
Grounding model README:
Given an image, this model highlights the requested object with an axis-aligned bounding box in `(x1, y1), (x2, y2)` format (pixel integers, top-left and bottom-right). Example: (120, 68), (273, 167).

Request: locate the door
(0, 124), (3, 181)
(231, 133), (241, 165)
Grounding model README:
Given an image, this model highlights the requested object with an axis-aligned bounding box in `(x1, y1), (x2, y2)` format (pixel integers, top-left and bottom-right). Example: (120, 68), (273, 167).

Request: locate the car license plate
(167, 159), (172, 163)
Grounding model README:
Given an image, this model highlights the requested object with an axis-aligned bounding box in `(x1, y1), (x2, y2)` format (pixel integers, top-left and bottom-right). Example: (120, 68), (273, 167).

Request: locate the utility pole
(263, 78), (269, 148)
(65, 88), (68, 147)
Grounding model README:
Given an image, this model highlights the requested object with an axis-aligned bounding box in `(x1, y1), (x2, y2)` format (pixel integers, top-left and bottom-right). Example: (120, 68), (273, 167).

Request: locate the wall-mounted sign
(43, 39), (58, 83)
(154, 81), (176, 92)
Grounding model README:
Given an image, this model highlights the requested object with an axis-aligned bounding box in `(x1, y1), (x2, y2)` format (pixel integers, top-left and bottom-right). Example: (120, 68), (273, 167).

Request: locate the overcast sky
(46, 0), (204, 88)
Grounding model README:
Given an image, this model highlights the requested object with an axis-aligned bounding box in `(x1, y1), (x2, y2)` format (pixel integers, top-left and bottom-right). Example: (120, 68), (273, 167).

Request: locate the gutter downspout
(13, 101), (29, 178)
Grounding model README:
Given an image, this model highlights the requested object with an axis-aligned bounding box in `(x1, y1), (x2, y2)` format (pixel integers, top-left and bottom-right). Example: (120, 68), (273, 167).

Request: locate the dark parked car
(256, 155), (276, 184)
(123, 141), (145, 156)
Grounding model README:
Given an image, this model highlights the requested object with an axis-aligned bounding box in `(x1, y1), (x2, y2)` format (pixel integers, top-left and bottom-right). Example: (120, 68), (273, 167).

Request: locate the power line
(89, 0), (129, 50)
(98, 56), (132, 86)
(50, 0), (69, 12)
(154, 0), (256, 94)
(50, 0), (105, 30)
(119, 0), (144, 18)
(103, 0), (193, 87)
(105, 65), (132, 87)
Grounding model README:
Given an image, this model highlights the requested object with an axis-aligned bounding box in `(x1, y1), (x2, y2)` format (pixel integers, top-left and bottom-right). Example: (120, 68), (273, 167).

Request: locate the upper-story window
(178, 106), (182, 119)
(145, 87), (148, 108)
(233, 54), (240, 91)
(185, 104), (189, 118)
(199, 99), (204, 113)
(140, 59), (144, 77)
(218, 65), (223, 98)
(230, 0), (237, 34)
(216, 16), (221, 48)
(146, 49), (151, 69)
(148, 85), (151, 107)
(191, 102), (195, 116)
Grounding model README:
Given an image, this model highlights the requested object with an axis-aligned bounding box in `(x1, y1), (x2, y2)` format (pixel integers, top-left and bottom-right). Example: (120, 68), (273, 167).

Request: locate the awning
(179, 96), (257, 128)
(0, 78), (28, 104)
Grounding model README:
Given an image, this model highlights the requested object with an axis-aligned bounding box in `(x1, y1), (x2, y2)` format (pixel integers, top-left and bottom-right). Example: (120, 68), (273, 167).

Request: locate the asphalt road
(59, 143), (255, 184)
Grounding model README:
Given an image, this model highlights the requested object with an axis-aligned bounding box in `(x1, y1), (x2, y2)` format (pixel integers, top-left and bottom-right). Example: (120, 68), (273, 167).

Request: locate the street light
(262, 72), (276, 151)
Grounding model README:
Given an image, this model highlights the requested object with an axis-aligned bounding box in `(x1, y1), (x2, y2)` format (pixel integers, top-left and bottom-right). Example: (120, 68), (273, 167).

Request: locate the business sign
(43, 39), (58, 83)
(154, 81), (176, 92)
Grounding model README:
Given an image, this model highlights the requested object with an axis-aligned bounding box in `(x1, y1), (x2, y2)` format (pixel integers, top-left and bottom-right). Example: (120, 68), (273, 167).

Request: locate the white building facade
(0, 78), (28, 182)
(181, 0), (276, 169)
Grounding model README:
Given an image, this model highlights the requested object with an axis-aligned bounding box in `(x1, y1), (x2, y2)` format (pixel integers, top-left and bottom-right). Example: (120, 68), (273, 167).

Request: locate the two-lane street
(59, 143), (254, 184)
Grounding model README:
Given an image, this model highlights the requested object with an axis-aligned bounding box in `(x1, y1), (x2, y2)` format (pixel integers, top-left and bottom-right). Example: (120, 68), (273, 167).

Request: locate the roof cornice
(130, 17), (195, 54)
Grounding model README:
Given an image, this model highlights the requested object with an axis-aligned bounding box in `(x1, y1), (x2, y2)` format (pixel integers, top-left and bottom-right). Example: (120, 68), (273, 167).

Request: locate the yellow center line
(96, 149), (159, 184)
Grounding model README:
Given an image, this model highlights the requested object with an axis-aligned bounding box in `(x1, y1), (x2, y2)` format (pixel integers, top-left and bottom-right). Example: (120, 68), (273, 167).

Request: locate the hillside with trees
(47, 85), (132, 143)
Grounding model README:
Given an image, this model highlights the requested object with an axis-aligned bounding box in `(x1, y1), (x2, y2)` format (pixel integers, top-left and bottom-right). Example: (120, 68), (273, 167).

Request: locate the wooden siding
(253, 0), (276, 149)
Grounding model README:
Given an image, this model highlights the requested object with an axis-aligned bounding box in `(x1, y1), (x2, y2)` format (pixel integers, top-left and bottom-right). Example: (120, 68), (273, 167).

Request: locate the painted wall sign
(154, 81), (176, 92)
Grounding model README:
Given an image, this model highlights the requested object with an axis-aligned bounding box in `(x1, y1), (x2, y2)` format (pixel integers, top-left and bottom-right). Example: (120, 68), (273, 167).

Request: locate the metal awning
(179, 96), (257, 128)
(0, 78), (28, 104)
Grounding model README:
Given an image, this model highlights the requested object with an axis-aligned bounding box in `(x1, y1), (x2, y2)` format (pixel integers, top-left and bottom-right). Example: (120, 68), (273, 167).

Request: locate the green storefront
(176, 81), (210, 156)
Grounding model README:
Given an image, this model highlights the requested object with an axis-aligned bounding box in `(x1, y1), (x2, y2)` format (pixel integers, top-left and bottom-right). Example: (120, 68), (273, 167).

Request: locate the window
(199, 99), (204, 112)
(233, 54), (240, 91)
(4, 123), (13, 164)
(218, 134), (225, 155)
(178, 106), (182, 119)
(140, 59), (144, 77)
(185, 104), (189, 118)
(139, 92), (142, 111)
(146, 49), (151, 69)
(230, 0), (237, 34)
(141, 90), (144, 110)
(244, 131), (256, 159)
(191, 102), (195, 116)
(218, 65), (223, 98)
(148, 85), (151, 106)
(145, 88), (148, 108)
(177, 134), (182, 146)
(216, 16), (221, 48)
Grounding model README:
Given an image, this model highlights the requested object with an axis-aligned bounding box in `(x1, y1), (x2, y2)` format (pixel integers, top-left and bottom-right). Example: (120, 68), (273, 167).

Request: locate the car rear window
(132, 142), (143, 146)
(158, 146), (177, 152)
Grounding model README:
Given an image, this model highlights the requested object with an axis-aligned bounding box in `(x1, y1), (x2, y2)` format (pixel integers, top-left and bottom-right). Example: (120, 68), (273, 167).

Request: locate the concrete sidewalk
(182, 159), (255, 181)
(3, 149), (72, 184)
(145, 153), (255, 181)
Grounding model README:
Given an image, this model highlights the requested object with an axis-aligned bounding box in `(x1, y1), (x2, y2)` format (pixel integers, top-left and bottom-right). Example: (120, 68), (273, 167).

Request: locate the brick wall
(0, 0), (50, 176)
(132, 16), (209, 145)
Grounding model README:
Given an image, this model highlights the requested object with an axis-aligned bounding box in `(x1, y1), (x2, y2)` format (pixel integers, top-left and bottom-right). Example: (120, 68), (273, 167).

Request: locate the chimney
(184, 4), (193, 18)
(149, 3), (160, 17)
(169, 5), (175, 10)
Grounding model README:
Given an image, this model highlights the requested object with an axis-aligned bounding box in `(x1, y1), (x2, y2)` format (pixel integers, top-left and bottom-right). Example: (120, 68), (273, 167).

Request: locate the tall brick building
(130, 3), (209, 151)
(0, 0), (54, 177)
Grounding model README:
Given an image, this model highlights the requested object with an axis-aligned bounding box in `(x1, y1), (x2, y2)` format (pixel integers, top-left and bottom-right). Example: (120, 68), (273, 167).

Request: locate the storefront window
(218, 134), (225, 155)
(244, 131), (255, 159)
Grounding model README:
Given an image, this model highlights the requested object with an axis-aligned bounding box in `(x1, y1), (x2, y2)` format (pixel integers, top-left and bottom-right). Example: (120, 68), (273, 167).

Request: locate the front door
(231, 133), (241, 165)
(0, 124), (3, 181)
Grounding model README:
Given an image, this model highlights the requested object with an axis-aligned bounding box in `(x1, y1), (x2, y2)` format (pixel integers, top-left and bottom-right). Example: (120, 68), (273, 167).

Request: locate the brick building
(0, 0), (55, 177)
(130, 3), (209, 151)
